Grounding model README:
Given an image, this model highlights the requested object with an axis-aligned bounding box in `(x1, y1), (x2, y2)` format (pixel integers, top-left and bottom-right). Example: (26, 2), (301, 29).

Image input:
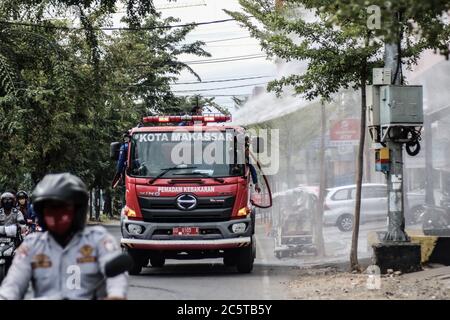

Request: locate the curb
(368, 230), (450, 266)
(86, 220), (121, 226)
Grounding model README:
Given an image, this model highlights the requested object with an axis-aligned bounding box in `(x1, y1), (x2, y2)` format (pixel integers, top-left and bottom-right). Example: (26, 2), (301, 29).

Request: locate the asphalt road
(106, 218), (409, 299)
(106, 224), (298, 300)
(106, 216), (414, 300)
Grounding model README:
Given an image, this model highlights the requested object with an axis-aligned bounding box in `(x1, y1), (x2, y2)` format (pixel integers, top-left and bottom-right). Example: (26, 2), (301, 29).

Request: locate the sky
(148, 0), (277, 111)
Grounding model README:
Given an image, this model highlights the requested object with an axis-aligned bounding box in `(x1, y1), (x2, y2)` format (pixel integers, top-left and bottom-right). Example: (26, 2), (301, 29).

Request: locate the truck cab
(112, 115), (259, 274)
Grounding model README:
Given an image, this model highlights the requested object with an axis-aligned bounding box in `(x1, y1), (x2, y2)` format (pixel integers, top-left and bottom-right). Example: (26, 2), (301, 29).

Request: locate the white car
(323, 183), (425, 232)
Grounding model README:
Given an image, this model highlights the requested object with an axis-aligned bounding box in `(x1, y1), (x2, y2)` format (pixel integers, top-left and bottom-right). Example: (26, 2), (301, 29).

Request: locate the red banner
(330, 119), (360, 143)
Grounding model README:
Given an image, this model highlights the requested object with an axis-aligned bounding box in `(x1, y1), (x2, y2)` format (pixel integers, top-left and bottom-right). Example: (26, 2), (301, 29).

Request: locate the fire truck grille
(138, 196), (235, 222)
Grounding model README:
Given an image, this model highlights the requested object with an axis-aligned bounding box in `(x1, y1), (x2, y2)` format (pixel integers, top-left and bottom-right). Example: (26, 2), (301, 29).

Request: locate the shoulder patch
(77, 244), (97, 263)
(101, 235), (118, 252)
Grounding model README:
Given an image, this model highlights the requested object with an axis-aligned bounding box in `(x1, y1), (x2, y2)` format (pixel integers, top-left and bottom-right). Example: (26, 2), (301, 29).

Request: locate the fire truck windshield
(130, 131), (245, 178)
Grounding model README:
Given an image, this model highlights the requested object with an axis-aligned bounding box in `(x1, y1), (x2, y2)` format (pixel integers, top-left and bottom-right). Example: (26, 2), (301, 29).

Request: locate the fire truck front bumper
(120, 216), (254, 250)
(121, 237), (251, 250)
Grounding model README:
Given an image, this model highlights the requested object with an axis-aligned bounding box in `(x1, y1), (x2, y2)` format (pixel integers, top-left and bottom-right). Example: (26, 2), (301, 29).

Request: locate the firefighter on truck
(110, 114), (270, 274)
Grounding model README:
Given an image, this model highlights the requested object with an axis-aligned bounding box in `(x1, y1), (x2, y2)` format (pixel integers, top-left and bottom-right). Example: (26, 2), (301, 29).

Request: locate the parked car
(323, 183), (425, 232)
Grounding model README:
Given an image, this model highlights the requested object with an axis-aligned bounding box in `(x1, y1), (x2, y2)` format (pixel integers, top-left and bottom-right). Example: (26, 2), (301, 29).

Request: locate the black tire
(337, 214), (353, 232)
(0, 264), (6, 285)
(223, 250), (238, 267)
(149, 255), (165, 268)
(236, 236), (256, 273)
(127, 250), (148, 275)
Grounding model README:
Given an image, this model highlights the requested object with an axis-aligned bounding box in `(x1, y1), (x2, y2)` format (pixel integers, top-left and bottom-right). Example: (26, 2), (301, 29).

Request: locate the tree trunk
(104, 188), (113, 218)
(315, 101), (327, 256)
(364, 132), (371, 183)
(89, 189), (93, 220)
(350, 68), (368, 271)
(95, 187), (101, 221)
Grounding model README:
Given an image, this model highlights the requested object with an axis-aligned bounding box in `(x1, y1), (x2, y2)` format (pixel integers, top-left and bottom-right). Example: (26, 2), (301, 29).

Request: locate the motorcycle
(0, 236), (17, 284)
(0, 223), (28, 283)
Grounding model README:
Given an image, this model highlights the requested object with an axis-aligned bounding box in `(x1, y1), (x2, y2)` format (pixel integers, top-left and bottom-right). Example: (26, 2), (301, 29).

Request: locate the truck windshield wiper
(148, 166), (197, 184)
(174, 172), (225, 183)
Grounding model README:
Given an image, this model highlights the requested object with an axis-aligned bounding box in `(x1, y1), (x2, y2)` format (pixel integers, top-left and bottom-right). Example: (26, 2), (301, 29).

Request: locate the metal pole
(385, 138), (408, 241)
(383, 26), (409, 241)
(424, 117), (435, 206)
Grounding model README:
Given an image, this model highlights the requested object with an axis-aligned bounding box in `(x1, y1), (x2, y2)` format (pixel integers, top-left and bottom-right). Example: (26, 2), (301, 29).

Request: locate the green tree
(0, 1), (208, 196)
(173, 95), (230, 115)
(226, 0), (383, 263)
(227, 0), (450, 270)
(104, 13), (210, 116)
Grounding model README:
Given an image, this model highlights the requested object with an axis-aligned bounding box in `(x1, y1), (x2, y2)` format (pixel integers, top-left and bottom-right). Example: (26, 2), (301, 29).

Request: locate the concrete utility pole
(383, 38), (408, 241)
(371, 14), (422, 274)
(424, 116), (435, 207)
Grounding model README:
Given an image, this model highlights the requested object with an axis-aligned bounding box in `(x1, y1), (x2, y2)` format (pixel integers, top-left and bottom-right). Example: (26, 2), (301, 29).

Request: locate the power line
(204, 36), (251, 43)
(183, 54), (267, 65)
(115, 82), (266, 92)
(172, 75), (272, 85)
(206, 43), (260, 48)
(107, 54), (268, 68)
(172, 82), (268, 93)
(175, 94), (251, 97)
(182, 53), (264, 63)
(0, 18), (239, 31)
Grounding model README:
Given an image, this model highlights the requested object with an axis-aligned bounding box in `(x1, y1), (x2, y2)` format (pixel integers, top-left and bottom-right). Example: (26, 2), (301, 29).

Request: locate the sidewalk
(286, 264), (450, 299)
(254, 221), (372, 269)
(86, 217), (121, 226)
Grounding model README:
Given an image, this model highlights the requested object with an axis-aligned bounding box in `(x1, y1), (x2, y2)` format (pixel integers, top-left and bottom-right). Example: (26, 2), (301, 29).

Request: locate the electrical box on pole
(373, 68), (392, 85)
(379, 85), (423, 126)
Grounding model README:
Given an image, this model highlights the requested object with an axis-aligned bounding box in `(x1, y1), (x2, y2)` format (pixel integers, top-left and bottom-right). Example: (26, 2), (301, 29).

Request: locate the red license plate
(173, 227), (199, 236)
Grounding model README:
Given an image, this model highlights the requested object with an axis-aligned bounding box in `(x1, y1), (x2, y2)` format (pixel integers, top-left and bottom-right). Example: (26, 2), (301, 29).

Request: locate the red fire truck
(111, 114), (270, 274)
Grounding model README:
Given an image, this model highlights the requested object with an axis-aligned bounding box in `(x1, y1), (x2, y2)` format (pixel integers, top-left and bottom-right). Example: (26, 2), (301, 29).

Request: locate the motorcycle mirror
(104, 253), (133, 278)
(110, 142), (121, 160)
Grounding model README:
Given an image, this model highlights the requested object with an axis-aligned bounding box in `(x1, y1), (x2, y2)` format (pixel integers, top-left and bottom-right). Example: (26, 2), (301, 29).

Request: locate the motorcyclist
(116, 132), (130, 177)
(0, 192), (26, 241)
(16, 191), (38, 232)
(0, 173), (128, 300)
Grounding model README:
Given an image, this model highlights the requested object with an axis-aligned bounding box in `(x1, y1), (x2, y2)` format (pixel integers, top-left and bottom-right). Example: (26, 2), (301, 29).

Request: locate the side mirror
(251, 137), (264, 154)
(250, 192), (271, 208)
(104, 253), (133, 278)
(110, 142), (121, 160)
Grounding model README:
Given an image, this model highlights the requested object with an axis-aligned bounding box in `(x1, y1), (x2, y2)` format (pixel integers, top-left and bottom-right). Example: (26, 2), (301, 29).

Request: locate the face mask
(2, 200), (14, 210)
(43, 204), (75, 236)
(18, 199), (26, 206)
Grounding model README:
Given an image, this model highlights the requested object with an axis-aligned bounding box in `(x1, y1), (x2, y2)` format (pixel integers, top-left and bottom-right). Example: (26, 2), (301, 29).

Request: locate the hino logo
(176, 194), (197, 210)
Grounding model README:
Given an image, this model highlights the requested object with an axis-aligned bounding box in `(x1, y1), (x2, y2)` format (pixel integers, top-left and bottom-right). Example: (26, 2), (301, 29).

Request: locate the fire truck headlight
(127, 224), (144, 235)
(124, 206), (137, 218)
(237, 207), (249, 217)
(231, 223), (247, 234)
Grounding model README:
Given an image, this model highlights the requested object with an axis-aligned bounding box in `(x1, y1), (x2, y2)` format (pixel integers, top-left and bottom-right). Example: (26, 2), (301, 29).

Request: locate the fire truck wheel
(0, 264), (6, 284)
(223, 250), (238, 267)
(150, 255), (166, 268)
(236, 237), (256, 273)
(127, 250), (148, 275)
